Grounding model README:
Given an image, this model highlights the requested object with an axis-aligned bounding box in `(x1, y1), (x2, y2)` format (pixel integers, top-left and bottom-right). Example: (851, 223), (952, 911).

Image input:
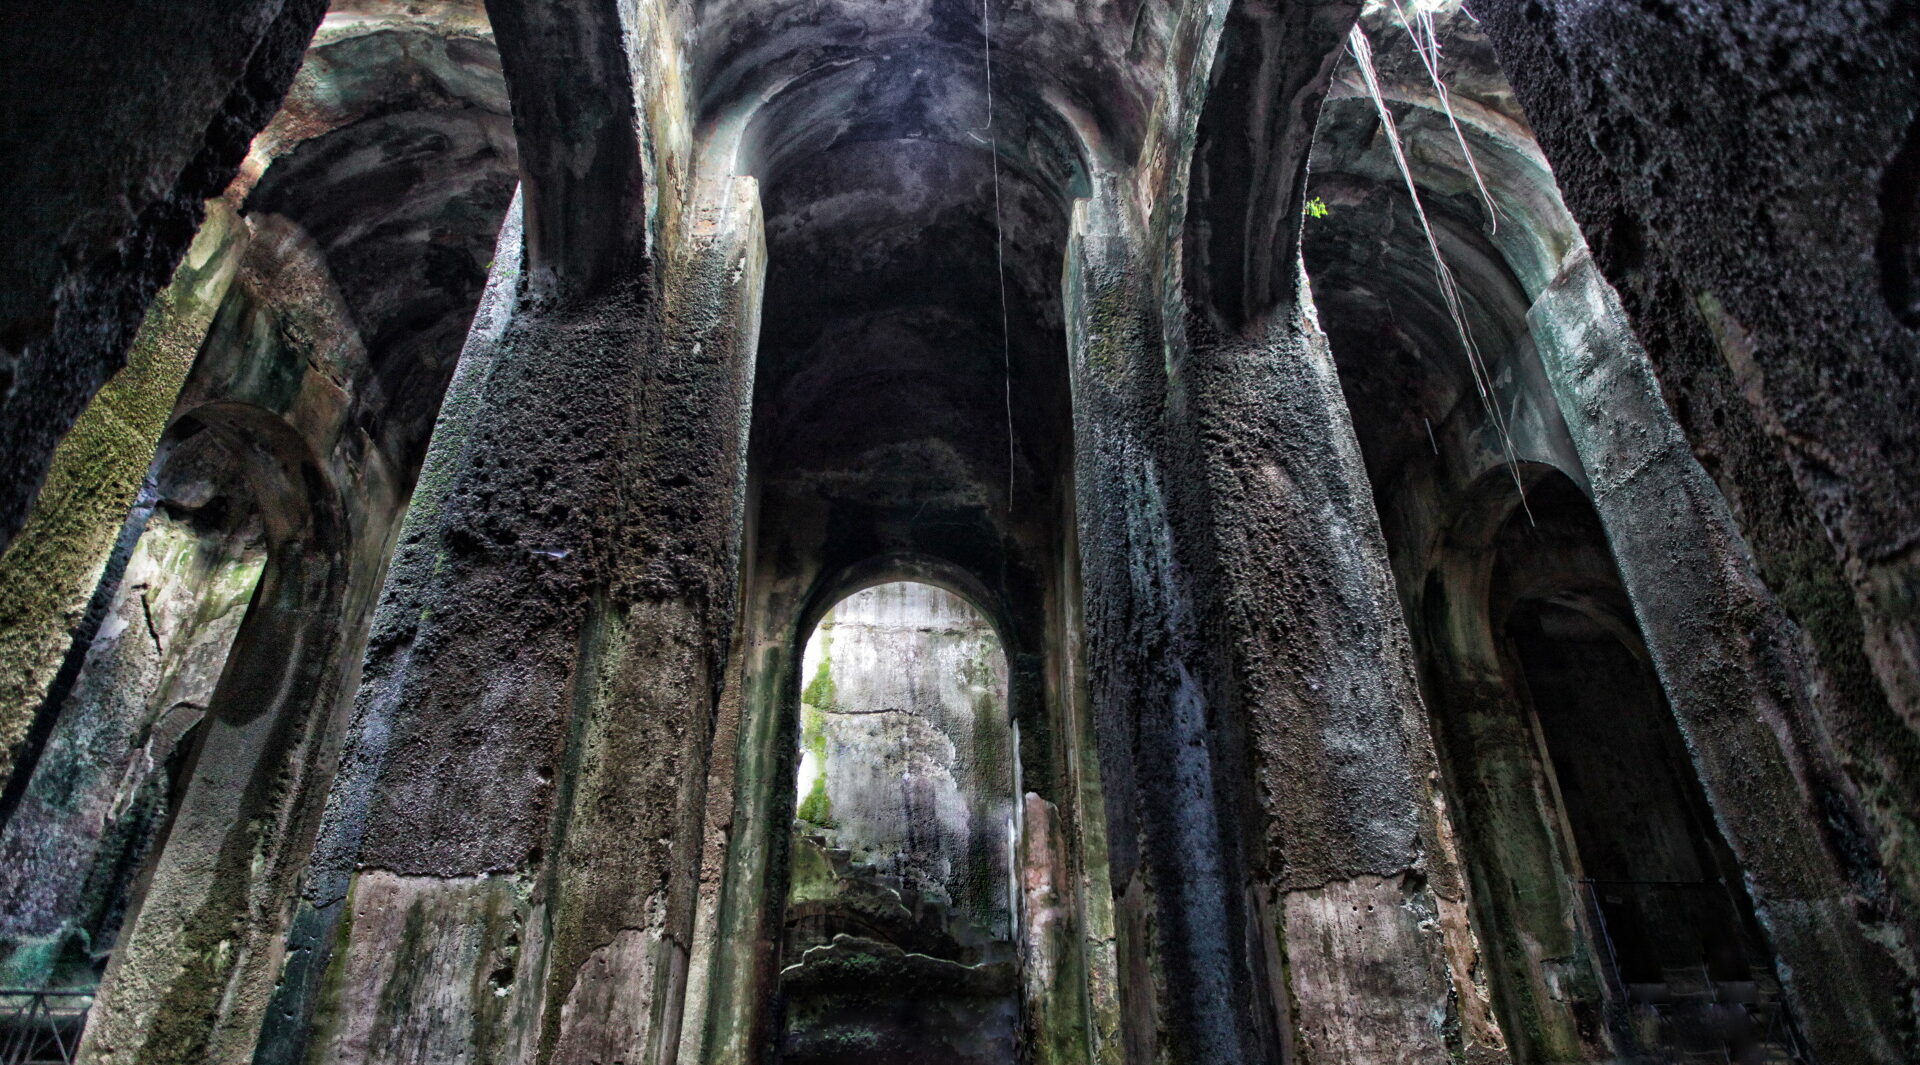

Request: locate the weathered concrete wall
(0, 13), (526, 1056)
(16, 1), (1912, 1062)
(0, 0), (327, 546)
(0, 207), (248, 808)
(1031, 501), (1124, 1065)
(275, 233), (661, 1065)
(698, 522), (1091, 1065)
(1056, 0), (1508, 1057)
(0, 0), (516, 852)
(791, 582), (1013, 948)
(0, 502), (265, 988)
(685, 0), (1110, 1039)
(254, 194), (532, 1065)
(1295, 13), (1920, 1054)
(536, 175), (763, 1065)
(780, 580), (1018, 1064)
(1410, 540), (1598, 1063)
(73, 198), (460, 1065)
(1069, 172), (1498, 1065)
(1475, 0), (1920, 961)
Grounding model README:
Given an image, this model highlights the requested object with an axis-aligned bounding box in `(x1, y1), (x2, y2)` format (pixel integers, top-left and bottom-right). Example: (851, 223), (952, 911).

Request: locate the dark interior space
(0, 2), (1916, 1063)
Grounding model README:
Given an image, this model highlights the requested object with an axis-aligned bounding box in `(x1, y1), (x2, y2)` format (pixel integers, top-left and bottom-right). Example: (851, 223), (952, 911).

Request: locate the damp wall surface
(781, 580), (1019, 1065)
(0, 10), (525, 1061)
(1295, 10), (1920, 1053)
(1477, 0), (1920, 971)
(792, 581), (1014, 950)
(0, 207), (249, 814)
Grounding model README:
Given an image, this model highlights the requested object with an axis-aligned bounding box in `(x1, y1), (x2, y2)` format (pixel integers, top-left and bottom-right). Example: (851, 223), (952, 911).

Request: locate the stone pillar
(1411, 608), (1594, 1062)
(0, 203), (248, 807)
(250, 196), (536, 1065)
(0, 0), (327, 545)
(254, 164), (761, 1064)
(79, 515), (355, 1065)
(1064, 172), (1496, 1063)
(246, 0), (721, 1050)
(694, 520), (816, 1065)
(1068, 184), (1231, 1064)
(1530, 249), (1914, 1059)
(534, 175), (762, 1065)
(1475, 0), (1920, 929)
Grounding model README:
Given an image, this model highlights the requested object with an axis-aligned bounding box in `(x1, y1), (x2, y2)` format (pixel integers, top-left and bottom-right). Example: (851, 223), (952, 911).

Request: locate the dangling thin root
(1348, 22), (1531, 521)
(1390, 0), (1500, 235)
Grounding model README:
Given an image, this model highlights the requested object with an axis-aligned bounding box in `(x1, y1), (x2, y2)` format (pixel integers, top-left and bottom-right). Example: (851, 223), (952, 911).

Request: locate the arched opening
(1290, 8), (1828, 1057)
(780, 579), (1018, 1063)
(0, 401), (346, 1056)
(1420, 471), (1795, 1061)
(690, 22), (1118, 1057)
(1502, 599), (1757, 991)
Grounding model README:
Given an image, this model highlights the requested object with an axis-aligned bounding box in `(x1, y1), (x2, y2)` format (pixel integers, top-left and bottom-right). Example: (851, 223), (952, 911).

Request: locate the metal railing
(0, 990), (91, 1065)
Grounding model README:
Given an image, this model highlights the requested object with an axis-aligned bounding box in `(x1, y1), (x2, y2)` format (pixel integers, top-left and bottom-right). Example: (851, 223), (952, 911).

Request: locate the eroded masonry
(0, 0), (1917, 1063)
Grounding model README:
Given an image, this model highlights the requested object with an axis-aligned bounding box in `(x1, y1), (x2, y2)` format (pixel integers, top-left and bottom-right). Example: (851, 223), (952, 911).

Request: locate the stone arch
(0, 9), (521, 1052)
(238, 23), (518, 472)
(1417, 464), (1793, 1060)
(1183, 0), (1362, 331)
(779, 576), (1020, 1063)
(779, 551), (1044, 923)
(59, 399), (361, 1062)
(0, 398), (344, 1021)
(700, 520), (1112, 1063)
(697, 51), (1092, 213)
(796, 554), (1022, 663)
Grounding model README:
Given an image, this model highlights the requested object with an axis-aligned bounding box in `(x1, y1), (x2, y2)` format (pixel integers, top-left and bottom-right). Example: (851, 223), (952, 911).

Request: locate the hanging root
(1347, 21), (1530, 520)
(1390, 0), (1500, 235)
(966, 0), (1017, 514)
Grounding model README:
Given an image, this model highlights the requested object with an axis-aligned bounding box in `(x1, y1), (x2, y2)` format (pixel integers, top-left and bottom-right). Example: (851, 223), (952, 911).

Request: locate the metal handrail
(0, 990), (92, 1065)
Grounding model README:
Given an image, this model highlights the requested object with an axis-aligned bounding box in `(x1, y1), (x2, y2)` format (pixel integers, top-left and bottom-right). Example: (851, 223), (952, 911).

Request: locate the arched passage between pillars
(1417, 465), (1798, 1061)
(0, 408), (278, 994)
(1301, 12), (1914, 1050)
(684, 23), (1105, 1051)
(53, 401), (358, 1064)
(697, 543), (1110, 1065)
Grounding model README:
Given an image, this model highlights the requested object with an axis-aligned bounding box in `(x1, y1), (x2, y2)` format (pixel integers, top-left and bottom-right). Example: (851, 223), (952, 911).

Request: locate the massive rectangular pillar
(1065, 172), (1498, 1063)
(253, 168), (762, 1064)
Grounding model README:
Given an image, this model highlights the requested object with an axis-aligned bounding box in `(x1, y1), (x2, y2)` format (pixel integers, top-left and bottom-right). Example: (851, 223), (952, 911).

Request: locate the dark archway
(1502, 598), (1754, 989)
(1420, 469), (1794, 1061)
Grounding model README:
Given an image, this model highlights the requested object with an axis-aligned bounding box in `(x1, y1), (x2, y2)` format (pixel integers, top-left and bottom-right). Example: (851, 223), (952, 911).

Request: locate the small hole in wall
(1878, 114), (1920, 329)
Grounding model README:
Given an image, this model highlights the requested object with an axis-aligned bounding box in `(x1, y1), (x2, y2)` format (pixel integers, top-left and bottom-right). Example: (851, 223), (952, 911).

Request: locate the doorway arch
(780, 579), (1019, 1064)
(1420, 467), (1795, 1060)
